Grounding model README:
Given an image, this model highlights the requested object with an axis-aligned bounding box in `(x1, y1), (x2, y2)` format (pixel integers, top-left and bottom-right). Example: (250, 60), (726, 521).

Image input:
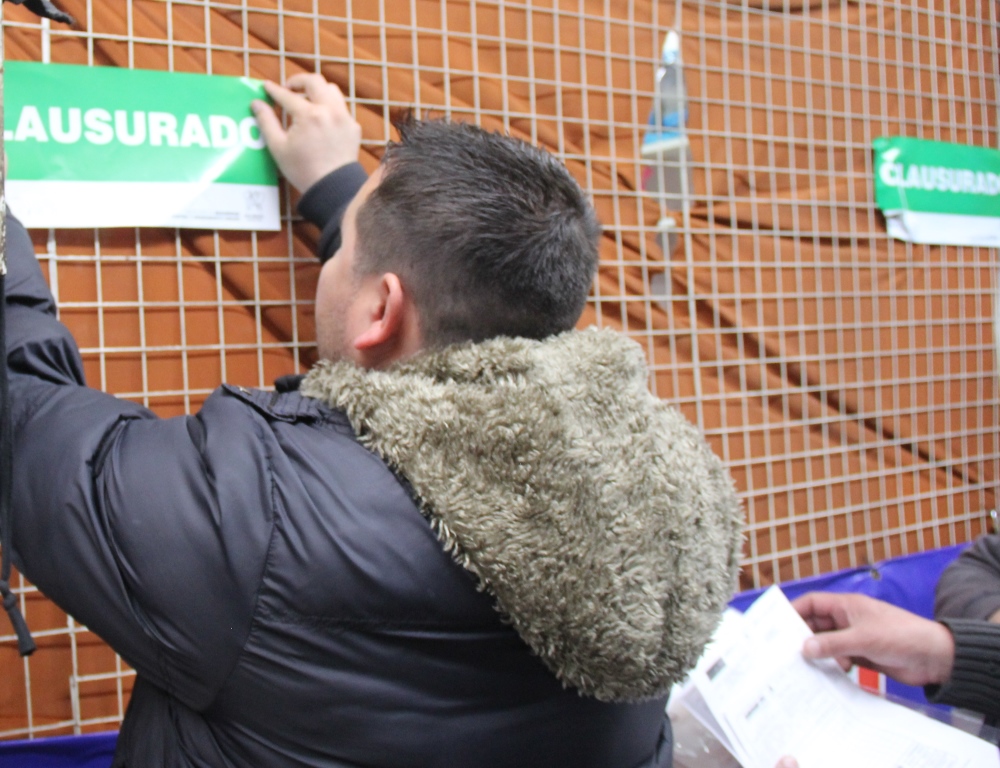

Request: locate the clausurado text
(4, 105), (265, 150)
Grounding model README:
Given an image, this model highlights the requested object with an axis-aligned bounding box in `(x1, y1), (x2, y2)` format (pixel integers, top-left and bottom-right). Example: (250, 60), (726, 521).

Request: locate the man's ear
(351, 272), (408, 353)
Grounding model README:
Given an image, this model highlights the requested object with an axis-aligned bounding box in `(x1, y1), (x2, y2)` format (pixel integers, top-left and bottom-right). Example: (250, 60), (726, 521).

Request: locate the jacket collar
(301, 328), (743, 701)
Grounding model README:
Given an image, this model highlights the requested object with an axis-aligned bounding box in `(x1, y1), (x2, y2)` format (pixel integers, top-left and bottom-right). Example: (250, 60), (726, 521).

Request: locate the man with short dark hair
(351, 118), (601, 345)
(5, 73), (742, 767)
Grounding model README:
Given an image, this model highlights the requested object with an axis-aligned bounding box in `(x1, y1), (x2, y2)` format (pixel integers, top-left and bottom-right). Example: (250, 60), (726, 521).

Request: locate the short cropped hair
(353, 118), (600, 347)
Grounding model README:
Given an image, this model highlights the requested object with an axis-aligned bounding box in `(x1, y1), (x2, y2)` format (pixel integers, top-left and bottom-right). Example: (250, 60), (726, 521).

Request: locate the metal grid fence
(0, 0), (997, 740)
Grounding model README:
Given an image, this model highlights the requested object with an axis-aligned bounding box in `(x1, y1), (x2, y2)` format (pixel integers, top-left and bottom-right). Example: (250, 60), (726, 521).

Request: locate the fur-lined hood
(301, 328), (743, 702)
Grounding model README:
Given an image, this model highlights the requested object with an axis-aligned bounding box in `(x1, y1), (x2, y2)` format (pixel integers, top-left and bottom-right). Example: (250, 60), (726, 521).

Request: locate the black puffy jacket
(5, 167), (742, 766)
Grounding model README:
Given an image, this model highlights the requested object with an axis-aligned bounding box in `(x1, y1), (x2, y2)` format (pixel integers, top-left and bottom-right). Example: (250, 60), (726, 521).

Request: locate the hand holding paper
(672, 587), (997, 768)
(253, 74), (362, 194)
(793, 592), (956, 687)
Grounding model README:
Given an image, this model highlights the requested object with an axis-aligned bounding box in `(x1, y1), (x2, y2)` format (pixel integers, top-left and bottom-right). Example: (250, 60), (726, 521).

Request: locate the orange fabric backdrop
(1, 0), (997, 736)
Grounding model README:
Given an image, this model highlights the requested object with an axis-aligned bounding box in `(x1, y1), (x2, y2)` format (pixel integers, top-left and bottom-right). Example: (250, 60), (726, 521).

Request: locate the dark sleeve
(935, 535), (1000, 621)
(5, 213), (271, 710)
(296, 161), (369, 263)
(3, 207), (79, 387)
(926, 619), (1000, 718)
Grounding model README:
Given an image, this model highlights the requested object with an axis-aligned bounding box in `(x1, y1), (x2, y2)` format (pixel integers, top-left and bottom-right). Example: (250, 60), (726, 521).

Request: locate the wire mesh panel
(664, 0), (1000, 586)
(0, 0), (997, 740)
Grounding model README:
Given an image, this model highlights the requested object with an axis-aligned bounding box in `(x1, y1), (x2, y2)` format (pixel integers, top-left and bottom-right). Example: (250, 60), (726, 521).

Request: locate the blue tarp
(0, 544), (970, 766)
(730, 543), (966, 616)
(0, 732), (117, 767)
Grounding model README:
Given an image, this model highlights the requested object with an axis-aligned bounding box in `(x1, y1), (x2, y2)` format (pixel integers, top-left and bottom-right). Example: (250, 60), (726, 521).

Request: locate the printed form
(678, 587), (999, 768)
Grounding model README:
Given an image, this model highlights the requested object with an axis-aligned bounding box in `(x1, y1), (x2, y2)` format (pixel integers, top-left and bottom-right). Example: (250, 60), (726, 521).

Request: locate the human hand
(251, 73), (362, 194)
(792, 592), (955, 687)
(775, 758), (799, 768)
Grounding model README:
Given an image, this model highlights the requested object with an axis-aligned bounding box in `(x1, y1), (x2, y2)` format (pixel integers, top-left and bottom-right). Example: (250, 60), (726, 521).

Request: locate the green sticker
(4, 62), (280, 230)
(873, 137), (1000, 246)
(5, 61), (277, 185)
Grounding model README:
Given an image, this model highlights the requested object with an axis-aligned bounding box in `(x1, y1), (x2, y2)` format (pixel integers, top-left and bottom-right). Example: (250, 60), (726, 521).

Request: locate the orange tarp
(1, 0), (997, 735)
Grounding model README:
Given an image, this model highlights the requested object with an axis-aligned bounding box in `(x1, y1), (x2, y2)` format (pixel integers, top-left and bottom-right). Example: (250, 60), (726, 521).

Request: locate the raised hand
(252, 73), (362, 194)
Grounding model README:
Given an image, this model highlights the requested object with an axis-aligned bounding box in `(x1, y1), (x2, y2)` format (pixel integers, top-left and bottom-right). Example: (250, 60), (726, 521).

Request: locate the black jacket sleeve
(5, 213), (271, 711)
(926, 619), (1000, 719)
(296, 161), (369, 263)
(935, 534), (1000, 622)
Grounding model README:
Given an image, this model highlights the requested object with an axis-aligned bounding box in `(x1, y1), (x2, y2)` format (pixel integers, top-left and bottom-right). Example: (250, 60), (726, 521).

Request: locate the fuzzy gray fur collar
(301, 328), (743, 702)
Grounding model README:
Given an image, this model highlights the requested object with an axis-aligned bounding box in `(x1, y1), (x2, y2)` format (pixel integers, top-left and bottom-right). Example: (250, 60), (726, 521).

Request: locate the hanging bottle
(642, 30), (688, 156)
(641, 30), (692, 265)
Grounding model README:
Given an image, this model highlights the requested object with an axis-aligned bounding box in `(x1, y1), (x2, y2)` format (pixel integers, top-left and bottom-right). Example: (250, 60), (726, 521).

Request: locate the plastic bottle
(641, 30), (692, 267)
(642, 30), (689, 156)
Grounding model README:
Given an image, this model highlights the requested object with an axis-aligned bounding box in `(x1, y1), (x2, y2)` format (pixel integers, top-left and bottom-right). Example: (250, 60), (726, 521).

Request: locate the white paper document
(674, 587), (999, 768)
